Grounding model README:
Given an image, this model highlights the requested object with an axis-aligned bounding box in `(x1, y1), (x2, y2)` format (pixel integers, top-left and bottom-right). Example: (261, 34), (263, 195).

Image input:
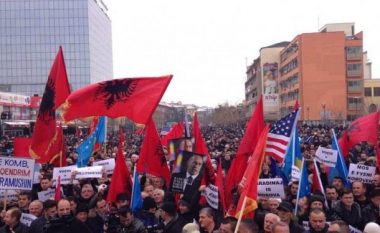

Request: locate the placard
(20, 213), (37, 226)
(75, 166), (103, 179)
(33, 163), (41, 184)
(0, 157), (35, 190)
(37, 188), (55, 202)
(258, 178), (285, 199)
(348, 164), (376, 184)
(0, 190), (19, 201)
(52, 165), (77, 185)
(315, 147), (338, 167)
(204, 184), (219, 209)
(93, 159), (115, 175)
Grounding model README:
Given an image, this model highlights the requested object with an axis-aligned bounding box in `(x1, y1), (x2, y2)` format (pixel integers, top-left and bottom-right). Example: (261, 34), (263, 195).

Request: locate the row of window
(280, 42), (299, 62)
(280, 58), (298, 75)
(365, 87), (380, 97)
(280, 74), (299, 90)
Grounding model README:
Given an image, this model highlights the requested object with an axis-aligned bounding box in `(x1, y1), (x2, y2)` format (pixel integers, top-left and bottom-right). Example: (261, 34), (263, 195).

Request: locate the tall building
(244, 42), (289, 120)
(0, 0), (113, 97)
(364, 79), (380, 114)
(280, 23), (363, 121)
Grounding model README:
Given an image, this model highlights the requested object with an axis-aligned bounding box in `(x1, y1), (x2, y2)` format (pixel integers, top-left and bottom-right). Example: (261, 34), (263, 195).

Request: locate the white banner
(33, 163), (41, 184)
(0, 157), (35, 190)
(291, 165), (300, 181)
(37, 188), (55, 202)
(348, 164), (376, 184)
(52, 165), (77, 185)
(20, 213), (37, 226)
(315, 147), (338, 167)
(258, 178), (285, 199)
(93, 159), (115, 175)
(0, 190), (19, 201)
(75, 166), (103, 179)
(204, 184), (219, 209)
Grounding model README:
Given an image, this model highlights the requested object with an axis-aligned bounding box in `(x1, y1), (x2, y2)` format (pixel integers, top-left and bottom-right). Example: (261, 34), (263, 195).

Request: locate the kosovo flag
(76, 116), (106, 167)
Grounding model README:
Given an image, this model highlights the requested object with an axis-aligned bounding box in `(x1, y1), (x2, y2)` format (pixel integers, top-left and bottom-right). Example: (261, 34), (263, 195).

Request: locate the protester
(0, 208), (29, 233)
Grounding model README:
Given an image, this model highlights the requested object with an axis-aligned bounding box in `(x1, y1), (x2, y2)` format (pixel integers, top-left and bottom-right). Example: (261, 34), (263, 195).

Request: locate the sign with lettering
(20, 213), (37, 226)
(52, 165), (77, 185)
(33, 163), (41, 184)
(0, 190), (19, 201)
(93, 159), (115, 175)
(258, 178), (285, 199)
(75, 166), (103, 179)
(348, 164), (376, 184)
(315, 147), (338, 167)
(204, 184), (219, 209)
(37, 188), (55, 202)
(0, 157), (35, 190)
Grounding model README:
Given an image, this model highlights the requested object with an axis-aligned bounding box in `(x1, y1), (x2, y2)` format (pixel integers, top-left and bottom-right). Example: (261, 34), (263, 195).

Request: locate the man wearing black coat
(158, 202), (185, 233)
(43, 199), (91, 233)
(0, 208), (29, 233)
(277, 202), (304, 233)
(29, 200), (57, 233)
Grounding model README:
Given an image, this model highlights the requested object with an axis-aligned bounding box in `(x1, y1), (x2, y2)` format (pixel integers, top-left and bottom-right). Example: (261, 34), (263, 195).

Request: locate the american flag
(265, 109), (299, 162)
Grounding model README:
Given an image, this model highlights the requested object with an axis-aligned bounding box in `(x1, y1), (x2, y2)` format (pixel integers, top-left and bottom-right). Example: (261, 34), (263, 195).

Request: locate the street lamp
(306, 106), (310, 121)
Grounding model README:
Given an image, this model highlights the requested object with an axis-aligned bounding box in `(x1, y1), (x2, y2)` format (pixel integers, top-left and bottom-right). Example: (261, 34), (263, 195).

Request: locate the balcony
(346, 53), (362, 61)
(347, 69), (362, 77)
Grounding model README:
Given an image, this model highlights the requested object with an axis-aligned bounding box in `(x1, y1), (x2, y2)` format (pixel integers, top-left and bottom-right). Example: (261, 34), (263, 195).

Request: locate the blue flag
(295, 158), (311, 214)
(282, 129), (302, 184)
(76, 116), (106, 167)
(131, 168), (142, 214)
(330, 129), (350, 187)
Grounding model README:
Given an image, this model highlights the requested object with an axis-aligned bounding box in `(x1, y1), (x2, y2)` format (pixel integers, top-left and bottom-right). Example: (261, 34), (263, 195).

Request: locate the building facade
(0, 0), (113, 97)
(245, 42), (289, 120)
(279, 23), (363, 121)
(364, 79), (380, 114)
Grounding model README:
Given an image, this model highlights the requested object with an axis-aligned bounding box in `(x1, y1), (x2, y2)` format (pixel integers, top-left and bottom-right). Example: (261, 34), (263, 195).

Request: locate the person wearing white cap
(363, 222), (380, 233)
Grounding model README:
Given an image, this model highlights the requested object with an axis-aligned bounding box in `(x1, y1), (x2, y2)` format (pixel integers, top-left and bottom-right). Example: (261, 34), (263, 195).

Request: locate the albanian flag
(137, 119), (171, 186)
(62, 75), (172, 125)
(30, 46), (71, 163)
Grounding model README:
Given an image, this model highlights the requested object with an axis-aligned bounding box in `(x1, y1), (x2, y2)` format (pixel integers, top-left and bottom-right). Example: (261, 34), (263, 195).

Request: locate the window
(374, 87), (380, 96)
(347, 63), (362, 71)
(365, 87), (372, 97)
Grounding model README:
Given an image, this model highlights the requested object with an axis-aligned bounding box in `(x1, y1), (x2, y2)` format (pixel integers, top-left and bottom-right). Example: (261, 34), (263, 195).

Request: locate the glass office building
(0, 0), (113, 97)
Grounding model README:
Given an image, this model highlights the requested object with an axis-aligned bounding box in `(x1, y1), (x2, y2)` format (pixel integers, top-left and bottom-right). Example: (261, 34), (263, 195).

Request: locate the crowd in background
(0, 122), (380, 233)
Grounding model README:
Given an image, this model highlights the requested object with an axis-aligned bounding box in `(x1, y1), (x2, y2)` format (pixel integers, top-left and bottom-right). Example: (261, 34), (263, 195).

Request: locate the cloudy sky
(107, 0), (379, 107)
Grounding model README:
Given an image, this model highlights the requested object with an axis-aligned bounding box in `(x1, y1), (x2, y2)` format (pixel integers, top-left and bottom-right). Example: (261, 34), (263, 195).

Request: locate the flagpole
(130, 165), (136, 209)
(294, 158), (304, 215)
(234, 196), (248, 233)
(3, 190), (7, 211)
(313, 158), (329, 209)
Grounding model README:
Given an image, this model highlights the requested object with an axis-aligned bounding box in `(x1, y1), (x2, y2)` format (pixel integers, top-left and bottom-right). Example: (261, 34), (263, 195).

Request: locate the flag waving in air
(62, 75), (172, 125)
(76, 116), (106, 167)
(235, 124), (269, 219)
(137, 119), (171, 186)
(30, 46), (71, 163)
(225, 96), (264, 208)
(107, 129), (133, 203)
(265, 108), (299, 163)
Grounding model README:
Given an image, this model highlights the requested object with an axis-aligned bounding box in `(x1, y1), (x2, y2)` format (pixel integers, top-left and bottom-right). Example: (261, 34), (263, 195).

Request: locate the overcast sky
(107, 0), (379, 107)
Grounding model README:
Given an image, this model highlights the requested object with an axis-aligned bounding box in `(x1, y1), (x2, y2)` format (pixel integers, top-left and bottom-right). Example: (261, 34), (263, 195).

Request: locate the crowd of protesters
(0, 122), (380, 233)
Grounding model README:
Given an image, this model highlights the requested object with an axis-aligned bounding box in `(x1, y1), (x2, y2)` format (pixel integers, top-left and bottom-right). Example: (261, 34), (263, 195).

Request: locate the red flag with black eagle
(225, 96), (264, 208)
(29, 46), (71, 163)
(161, 122), (184, 149)
(338, 112), (379, 159)
(137, 119), (171, 186)
(49, 123), (67, 167)
(62, 76), (172, 125)
(107, 128), (133, 203)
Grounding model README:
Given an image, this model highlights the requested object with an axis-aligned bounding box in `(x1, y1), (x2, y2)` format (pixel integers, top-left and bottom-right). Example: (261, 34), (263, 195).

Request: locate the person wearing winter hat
(363, 222), (380, 233)
(135, 197), (159, 233)
(179, 199), (195, 224)
(75, 203), (89, 223)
